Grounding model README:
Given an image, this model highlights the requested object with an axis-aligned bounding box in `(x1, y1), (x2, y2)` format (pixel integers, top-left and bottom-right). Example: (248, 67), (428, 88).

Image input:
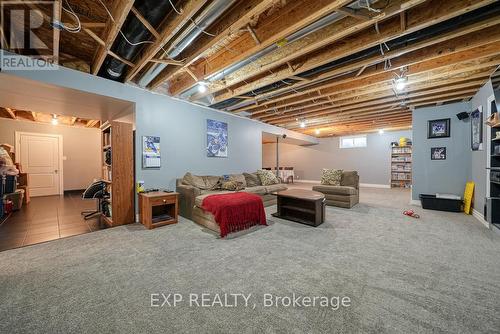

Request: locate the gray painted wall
(411, 102), (472, 200)
(0, 118), (101, 190)
(262, 130), (412, 185)
(470, 81), (495, 214)
(3, 61), (318, 194)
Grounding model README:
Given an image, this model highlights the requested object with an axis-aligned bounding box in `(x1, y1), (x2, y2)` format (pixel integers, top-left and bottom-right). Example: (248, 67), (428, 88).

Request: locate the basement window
(339, 135), (367, 149)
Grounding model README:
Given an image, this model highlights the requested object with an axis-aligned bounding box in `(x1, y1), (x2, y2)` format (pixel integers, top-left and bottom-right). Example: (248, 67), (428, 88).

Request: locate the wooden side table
(139, 191), (179, 229)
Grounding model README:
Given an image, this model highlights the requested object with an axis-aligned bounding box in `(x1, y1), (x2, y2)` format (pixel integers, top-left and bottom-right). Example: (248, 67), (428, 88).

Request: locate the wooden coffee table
(272, 189), (325, 226)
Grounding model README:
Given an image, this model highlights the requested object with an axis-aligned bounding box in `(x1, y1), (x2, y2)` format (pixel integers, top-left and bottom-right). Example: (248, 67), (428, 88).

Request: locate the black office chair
(81, 180), (108, 220)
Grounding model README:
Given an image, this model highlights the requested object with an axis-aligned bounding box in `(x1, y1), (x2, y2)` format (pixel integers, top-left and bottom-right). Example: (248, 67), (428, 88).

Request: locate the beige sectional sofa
(312, 171), (359, 208)
(176, 173), (287, 233)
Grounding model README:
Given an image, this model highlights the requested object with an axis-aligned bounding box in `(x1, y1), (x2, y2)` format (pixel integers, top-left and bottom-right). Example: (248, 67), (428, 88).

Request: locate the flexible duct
(138, 0), (237, 87)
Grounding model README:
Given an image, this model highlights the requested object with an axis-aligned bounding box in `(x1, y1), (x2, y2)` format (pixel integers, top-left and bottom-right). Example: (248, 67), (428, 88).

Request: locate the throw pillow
(321, 168), (343, 186)
(229, 174), (247, 188)
(256, 170), (279, 186)
(221, 180), (245, 191)
(243, 172), (262, 187)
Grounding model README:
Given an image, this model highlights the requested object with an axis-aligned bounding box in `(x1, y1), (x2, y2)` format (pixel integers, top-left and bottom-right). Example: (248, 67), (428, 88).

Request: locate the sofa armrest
(176, 184), (201, 220)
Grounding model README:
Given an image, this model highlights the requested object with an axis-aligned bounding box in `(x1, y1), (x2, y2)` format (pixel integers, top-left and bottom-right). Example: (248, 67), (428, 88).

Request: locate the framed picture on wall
(428, 118), (450, 138)
(471, 107), (483, 151)
(206, 119), (228, 158)
(431, 147), (446, 160)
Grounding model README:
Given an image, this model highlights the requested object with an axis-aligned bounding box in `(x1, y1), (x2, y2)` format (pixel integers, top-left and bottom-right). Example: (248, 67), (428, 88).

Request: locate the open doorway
(0, 76), (135, 252)
(261, 132), (313, 184)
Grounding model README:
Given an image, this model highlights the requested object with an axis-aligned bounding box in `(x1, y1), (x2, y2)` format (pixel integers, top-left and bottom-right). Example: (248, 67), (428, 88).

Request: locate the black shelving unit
(487, 99), (500, 231)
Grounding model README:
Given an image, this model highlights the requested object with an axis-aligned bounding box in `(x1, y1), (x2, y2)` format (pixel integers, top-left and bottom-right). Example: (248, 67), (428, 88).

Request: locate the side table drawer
(150, 196), (176, 206)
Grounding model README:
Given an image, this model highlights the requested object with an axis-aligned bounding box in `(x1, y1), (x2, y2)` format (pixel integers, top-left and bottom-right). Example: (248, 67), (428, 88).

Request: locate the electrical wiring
(168, 0), (183, 15)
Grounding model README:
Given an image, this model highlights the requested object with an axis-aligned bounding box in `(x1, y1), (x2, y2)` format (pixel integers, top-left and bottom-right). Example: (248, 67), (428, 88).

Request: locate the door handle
(54, 170), (58, 174)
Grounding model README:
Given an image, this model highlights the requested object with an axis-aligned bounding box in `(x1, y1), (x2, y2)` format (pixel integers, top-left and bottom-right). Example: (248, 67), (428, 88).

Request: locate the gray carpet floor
(1, 188), (500, 333)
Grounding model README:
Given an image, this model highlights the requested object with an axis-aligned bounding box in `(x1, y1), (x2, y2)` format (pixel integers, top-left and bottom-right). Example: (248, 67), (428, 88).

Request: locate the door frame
(15, 131), (64, 196)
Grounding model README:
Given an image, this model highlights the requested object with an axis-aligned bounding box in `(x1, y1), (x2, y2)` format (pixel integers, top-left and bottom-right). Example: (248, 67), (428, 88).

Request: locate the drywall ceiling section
(262, 131), (317, 146)
(0, 73), (134, 122)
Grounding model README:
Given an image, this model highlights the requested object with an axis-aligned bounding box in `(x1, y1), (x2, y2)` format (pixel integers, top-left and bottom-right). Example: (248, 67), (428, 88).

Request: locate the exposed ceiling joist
(92, 0), (136, 75)
(210, 0), (496, 104)
(125, 0), (208, 82)
(152, 0), (355, 92)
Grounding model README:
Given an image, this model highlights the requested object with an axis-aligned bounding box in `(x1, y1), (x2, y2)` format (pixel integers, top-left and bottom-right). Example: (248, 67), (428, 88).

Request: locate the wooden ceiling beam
(53, 0), (62, 64)
(275, 85), (480, 128)
(193, 0), (425, 101)
(4, 108), (16, 119)
(210, 0), (496, 103)
(289, 114), (414, 131)
(296, 119), (415, 133)
(125, 0), (208, 82)
(92, 0), (135, 75)
(232, 38), (500, 113)
(250, 34), (500, 115)
(261, 70), (493, 122)
(131, 6), (160, 39)
(259, 68), (495, 121)
(153, 0), (356, 92)
(242, 19), (500, 114)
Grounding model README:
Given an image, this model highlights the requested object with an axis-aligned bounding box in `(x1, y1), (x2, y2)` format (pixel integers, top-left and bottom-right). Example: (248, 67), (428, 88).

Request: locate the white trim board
(296, 180), (390, 188)
(472, 209), (490, 228)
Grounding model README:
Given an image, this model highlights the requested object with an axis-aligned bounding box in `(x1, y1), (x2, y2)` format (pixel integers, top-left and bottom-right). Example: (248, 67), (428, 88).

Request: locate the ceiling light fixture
(378, 129), (384, 135)
(51, 114), (58, 125)
(395, 77), (407, 91)
(315, 129), (320, 135)
(300, 121), (306, 128)
(198, 81), (208, 93)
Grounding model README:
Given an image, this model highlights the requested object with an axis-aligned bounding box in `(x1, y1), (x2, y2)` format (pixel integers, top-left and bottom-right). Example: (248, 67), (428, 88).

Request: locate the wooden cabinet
(100, 121), (134, 227)
(139, 191), (179, 229)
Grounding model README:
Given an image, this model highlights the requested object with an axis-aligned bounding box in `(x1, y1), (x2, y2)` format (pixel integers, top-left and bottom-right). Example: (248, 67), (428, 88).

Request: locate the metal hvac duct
(99, 0), (177, 81)
(138, 0), (238, 87)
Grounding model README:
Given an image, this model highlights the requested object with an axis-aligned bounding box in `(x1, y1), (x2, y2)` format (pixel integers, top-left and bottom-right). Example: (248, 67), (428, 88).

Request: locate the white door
(16, 132), (63, 197)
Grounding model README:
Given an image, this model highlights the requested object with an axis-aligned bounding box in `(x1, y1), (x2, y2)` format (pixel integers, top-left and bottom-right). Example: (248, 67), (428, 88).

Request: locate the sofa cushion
(243, 172), (261, 187)
(265, 184), (287, 193)
(229, 174), (247, 187)
(256, 170), (279, 186)
(341, 171), (358, 187)
(321, 168), (343, 186)
(243, 186), (267, 195)
(182, 172), (221, 190)
(221, 180), (245, 191)
(195, 191), (232, 207)
(312, 185), (357, 195)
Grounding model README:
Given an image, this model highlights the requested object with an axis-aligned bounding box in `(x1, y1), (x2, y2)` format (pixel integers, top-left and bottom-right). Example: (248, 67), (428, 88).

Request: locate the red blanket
(201, 192), (267, 237)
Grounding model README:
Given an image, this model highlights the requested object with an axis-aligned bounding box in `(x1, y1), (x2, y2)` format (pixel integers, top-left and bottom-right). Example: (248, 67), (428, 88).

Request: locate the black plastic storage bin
(419, 194), (463, 212)
(3, 175), (17, 194)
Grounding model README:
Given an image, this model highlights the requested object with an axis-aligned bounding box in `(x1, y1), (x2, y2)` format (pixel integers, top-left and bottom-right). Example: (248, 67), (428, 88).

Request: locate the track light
(51, 115), (58, 125)
(300, 121), (306, 128)
(395, 77), (407, 91)
(378, 129), (384, 135)
(315, 129), (320, 135)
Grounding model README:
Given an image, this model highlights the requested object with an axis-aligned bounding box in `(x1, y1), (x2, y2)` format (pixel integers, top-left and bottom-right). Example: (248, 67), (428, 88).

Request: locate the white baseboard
(297, 180), (390, 189)
(410, 199), (421, 206)
(472, 209), (490, 228)
(360, 183), (390, 189)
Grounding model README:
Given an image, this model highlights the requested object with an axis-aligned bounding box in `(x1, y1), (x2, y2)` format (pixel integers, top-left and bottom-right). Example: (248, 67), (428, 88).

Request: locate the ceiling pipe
(99, 0), (175, 81)
(138, 0), (238, 87)
(177, 0), (383, 100)
(177, 11), (347, 100)
(212, 0), (500, 111)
